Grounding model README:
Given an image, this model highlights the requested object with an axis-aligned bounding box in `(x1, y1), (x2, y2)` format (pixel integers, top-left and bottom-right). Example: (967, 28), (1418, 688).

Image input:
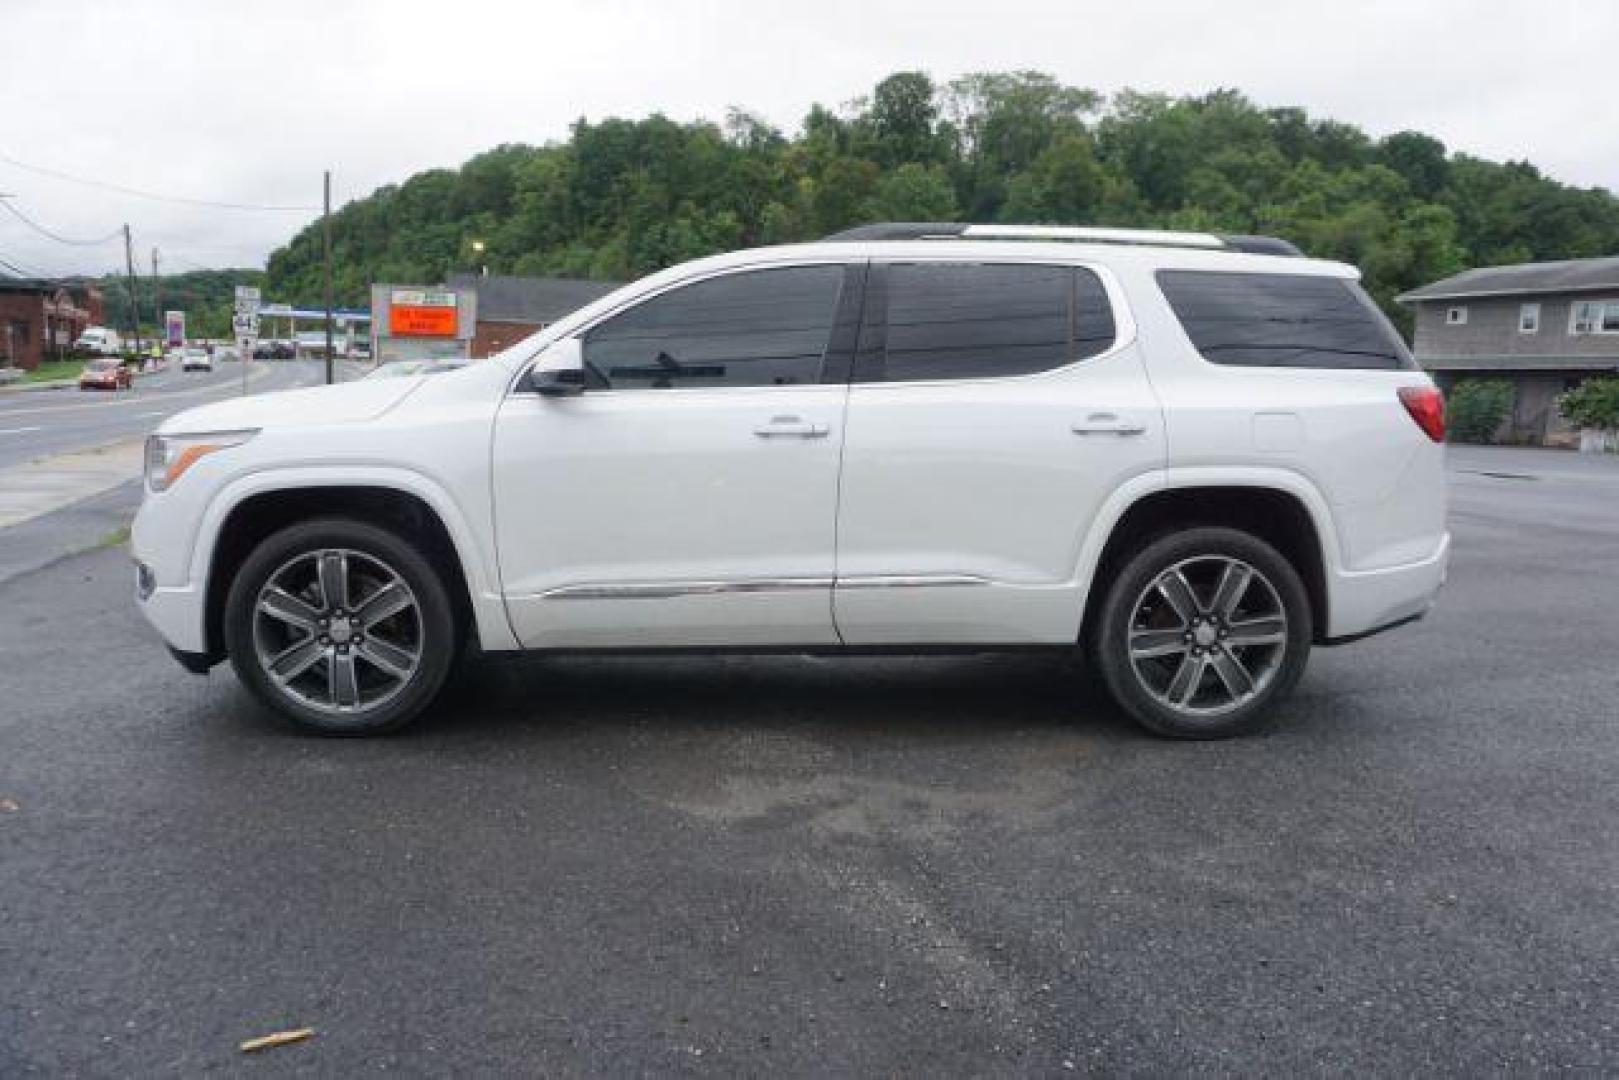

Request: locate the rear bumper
(1325, 531), (1449, 641)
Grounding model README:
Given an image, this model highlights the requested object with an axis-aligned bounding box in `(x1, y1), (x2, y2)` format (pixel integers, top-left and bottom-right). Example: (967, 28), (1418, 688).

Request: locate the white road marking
(0, 426), (44, 435)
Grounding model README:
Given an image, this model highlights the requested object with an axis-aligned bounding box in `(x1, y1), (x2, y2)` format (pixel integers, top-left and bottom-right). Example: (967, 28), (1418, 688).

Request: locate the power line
(0, 148), (321, 213)
(0, 198), (124, 246)
(0, 250), (47, 278)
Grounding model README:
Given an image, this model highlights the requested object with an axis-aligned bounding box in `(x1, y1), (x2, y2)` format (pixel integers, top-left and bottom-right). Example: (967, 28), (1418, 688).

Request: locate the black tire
(1090, 526), (1313, 739)
(223, 517), (459, 735)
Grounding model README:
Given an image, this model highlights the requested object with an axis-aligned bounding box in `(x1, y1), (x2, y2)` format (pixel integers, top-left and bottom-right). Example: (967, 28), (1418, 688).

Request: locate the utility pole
(322, 170), (334, 385)
(122, 224), (143, 357)
(151, 247), (163, 347)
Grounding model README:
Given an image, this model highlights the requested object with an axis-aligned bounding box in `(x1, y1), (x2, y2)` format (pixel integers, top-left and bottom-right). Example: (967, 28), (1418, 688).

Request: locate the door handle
(754, 416), (830, 439)
(1072, 412), (1146, 436)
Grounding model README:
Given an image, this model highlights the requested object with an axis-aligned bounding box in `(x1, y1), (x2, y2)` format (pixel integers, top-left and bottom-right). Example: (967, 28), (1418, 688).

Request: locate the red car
(79, 358), (133, 391)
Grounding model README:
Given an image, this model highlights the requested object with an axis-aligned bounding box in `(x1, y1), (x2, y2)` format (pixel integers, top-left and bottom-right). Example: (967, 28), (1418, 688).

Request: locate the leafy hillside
(266, 72), (1619, 328)
(100, 267), (265, 339)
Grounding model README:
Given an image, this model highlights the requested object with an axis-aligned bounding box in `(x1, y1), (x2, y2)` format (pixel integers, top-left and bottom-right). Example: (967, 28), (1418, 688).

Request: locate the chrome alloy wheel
(1125, 555), (1289, 719)
(251, 548), (423, 716)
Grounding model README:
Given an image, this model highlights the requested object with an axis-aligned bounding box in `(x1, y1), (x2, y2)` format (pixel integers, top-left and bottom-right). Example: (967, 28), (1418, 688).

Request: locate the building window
(1569, 300), (1619, 335)
(1518, 303), (1540, 333)
(1446, 306), (1468, 325)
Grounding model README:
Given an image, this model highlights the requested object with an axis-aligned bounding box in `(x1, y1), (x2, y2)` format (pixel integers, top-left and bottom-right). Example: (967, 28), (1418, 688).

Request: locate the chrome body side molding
(540, 574), (990, 600)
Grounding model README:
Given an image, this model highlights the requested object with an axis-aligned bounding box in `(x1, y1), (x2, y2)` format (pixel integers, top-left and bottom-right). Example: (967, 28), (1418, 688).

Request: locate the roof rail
(820, 222), (1302, 257)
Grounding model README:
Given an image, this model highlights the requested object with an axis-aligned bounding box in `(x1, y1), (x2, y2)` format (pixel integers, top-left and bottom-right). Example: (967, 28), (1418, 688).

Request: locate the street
(0, 360), (340, 461)
(0, 446), (1615, 1073)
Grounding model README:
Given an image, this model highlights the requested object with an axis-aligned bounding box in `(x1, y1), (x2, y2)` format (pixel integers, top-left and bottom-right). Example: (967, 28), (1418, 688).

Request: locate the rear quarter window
(1157, 270), (1414, 371)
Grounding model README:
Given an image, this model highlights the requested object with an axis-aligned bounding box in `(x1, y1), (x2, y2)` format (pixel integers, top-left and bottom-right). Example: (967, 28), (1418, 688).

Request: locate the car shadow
(400, 649), (1138, 743)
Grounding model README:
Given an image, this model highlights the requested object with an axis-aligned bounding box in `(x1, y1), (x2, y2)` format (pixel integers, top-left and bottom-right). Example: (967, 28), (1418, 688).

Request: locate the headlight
(144, 430), (258, 492)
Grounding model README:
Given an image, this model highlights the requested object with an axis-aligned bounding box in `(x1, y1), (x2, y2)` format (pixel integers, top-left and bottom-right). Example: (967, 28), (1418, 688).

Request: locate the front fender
(190, 465), (518, 653)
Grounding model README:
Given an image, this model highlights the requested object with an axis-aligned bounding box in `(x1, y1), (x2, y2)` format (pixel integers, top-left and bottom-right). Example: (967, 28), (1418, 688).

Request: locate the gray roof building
(1397, 255), (1619, 446)
(1396, 256), (1619, 304)
(446, 273), (619, 327)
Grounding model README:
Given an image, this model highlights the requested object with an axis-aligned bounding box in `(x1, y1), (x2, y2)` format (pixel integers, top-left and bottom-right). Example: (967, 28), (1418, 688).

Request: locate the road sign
(234, 285), (261, 313)
(232, 312), (259, 335)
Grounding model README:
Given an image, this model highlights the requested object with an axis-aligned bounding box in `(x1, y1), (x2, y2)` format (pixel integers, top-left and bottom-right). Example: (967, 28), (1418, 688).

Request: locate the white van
(75, 327), (123, 356)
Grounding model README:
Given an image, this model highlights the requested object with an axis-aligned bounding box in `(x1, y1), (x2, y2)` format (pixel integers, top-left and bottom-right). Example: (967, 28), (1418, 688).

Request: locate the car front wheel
(223, 517), (458, 735)
(1092, 527), (1313, 739)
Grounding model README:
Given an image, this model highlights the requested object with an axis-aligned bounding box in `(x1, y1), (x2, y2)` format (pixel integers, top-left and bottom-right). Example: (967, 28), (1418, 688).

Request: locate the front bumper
(136, 574), (210, 656)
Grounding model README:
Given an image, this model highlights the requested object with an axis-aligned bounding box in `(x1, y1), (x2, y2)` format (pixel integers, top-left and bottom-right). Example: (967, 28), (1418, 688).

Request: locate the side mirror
(525, 338), (587, 397)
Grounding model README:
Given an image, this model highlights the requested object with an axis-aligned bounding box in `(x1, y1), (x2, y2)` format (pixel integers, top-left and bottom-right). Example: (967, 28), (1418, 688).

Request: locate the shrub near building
(1559, 377), (1619, 451)
(1446, 379), (1514, 443)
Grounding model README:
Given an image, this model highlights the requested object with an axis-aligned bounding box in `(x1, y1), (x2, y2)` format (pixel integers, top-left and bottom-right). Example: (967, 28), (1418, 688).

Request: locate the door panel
(491, 263), (857, 649)
(494, 386), (846, 647)
(833, 261), (1165, 644)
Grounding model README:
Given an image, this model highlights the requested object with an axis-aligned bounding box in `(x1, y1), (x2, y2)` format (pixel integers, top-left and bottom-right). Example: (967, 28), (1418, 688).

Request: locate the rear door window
(1157, 270), (1414, 370)
(876, 263), (1116, 382)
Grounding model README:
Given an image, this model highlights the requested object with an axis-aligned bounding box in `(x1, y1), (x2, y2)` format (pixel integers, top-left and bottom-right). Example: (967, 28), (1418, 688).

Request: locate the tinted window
(1158, 270), (1415, 370)
(881, 263), (1115, 381)
(583, 265), (843, 389)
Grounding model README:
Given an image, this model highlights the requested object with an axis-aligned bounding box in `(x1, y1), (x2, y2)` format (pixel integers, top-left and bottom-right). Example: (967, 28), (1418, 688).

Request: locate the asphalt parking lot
(1, 447), (1615, 1074)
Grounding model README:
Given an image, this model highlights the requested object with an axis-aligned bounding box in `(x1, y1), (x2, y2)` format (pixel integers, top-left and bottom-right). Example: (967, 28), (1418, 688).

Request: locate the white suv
(132, 224), (1449, 738)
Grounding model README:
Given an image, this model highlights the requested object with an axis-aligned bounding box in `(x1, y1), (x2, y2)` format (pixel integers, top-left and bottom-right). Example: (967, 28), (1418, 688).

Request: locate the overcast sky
(3, 0), (1615, 277)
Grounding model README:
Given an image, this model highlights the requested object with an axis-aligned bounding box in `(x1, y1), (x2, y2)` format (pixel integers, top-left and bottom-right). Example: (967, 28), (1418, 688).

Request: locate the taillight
(1398, 385), (1446, 442)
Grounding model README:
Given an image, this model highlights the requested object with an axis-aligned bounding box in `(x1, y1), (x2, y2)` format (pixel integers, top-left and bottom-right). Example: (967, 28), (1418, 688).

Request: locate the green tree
(1558, 377), (1619, 432)
(1447, 380), (1514, 443)
(866, 72), (941, 167)
(865, 163), (958, 221)
(1001, 134), (1104, 223)
(261, 68), (1619, 327)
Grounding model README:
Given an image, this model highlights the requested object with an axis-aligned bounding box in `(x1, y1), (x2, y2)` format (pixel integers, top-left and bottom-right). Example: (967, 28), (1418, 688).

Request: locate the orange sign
(390, 305), (458, 336)
(389, 289), (459, 337)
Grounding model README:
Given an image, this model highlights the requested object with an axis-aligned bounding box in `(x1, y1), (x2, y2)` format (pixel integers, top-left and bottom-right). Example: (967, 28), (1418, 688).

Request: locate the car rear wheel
(223, 517), (458, 735)
(1091, 527), (1312, 739)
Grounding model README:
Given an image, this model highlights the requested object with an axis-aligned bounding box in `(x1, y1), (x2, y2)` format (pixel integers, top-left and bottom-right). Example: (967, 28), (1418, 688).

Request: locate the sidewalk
(0, 439), (145, 529)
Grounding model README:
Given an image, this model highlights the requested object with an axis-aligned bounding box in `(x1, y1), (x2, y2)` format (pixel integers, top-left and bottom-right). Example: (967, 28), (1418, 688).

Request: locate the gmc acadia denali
(132, 223), (1449, 737)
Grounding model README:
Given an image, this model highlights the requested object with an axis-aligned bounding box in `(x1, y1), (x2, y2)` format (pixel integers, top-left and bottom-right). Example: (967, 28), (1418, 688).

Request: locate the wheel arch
(1077, 471), (1338, 647)
(194, 471), (514, 663)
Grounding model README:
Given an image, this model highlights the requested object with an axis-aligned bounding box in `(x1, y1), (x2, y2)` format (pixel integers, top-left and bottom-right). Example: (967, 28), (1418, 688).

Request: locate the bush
(1446, 379), (1514, 443)
(1558, 376), (1619, 432)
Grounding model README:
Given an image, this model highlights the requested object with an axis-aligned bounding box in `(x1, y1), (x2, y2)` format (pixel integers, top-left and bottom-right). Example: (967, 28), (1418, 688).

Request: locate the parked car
(74, 327), (123, 356)
(178, 347), (213, 373)
(78, 357), (133, 391)
(132, 223), (1449, 737)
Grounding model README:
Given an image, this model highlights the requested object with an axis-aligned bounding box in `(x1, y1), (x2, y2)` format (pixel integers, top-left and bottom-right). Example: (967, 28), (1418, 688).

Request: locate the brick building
(0, 276), (103, 370)
(446, 272), (619, 358)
